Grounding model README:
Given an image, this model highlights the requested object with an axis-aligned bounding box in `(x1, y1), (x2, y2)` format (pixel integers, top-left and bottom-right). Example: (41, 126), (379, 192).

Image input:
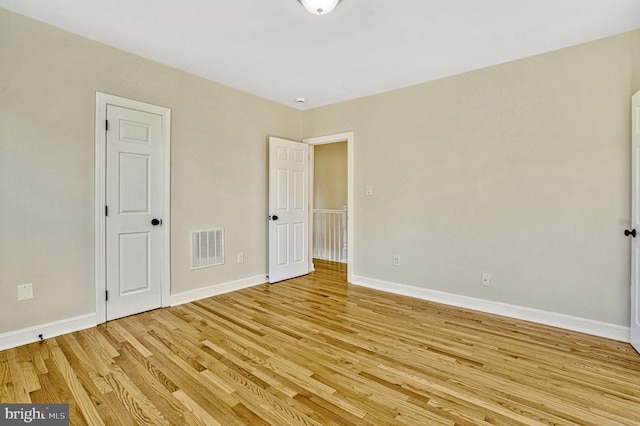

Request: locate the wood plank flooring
(2, 259), (640, 425)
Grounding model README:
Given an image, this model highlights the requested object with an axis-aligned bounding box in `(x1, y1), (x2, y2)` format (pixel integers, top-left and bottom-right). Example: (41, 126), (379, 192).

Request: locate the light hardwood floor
(2, 259), (640, 425)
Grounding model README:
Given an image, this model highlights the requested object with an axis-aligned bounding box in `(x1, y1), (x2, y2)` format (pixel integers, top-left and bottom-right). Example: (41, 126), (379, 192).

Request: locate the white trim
(303, 132), (354, 283)
(0, 314), (96, 351)
(351, 274), (630, 342)
(95, 92), (172, 324)
(170, 275), (267, 306)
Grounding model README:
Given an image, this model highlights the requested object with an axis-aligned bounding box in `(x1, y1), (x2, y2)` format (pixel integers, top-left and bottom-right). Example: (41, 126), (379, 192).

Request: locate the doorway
(313, 142), (347, 263)
(304, 132), (354, 283)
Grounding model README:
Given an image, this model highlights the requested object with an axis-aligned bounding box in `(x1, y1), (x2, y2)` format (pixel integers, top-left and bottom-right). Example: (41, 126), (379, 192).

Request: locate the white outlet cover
(481, 273), (491, 287)
(17, 283), (33, 301)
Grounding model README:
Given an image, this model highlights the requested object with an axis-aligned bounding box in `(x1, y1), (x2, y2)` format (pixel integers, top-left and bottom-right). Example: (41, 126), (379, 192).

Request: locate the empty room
(2, 1), (640, 424)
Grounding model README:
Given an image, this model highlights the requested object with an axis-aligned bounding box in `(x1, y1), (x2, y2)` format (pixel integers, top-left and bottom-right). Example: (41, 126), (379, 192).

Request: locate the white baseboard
(170, 274), (267, 306)
(0, 313), (97, 351)
(1, 275), (626, 352)
(0, 275), (267, 351)
(351, 275), (630, 342)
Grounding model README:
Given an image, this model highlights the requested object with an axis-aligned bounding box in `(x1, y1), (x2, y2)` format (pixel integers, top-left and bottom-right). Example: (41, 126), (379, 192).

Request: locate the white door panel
(631, 91), (640, 353)
(269, 137), (310, 283)
(106, 104), (165, 320)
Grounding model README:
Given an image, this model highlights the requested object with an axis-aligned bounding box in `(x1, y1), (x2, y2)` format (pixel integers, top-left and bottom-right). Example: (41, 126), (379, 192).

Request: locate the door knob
(269, 215), (279, 221)
(151, 218), (163, 226)
(625, 229), (636, 237)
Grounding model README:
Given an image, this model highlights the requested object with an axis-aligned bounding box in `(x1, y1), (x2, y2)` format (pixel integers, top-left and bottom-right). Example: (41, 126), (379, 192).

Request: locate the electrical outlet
(17, 283), (33, 301)
(237, 252), (244, 264)
(393, 255), (400, 266)
(481, 273), (491, 287)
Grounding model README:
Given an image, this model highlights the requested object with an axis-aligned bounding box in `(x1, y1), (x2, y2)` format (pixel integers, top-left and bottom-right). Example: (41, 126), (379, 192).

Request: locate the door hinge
(105, 290), (109, 301)
(105, 120), (109, 131)
(105, 205), (108, 217)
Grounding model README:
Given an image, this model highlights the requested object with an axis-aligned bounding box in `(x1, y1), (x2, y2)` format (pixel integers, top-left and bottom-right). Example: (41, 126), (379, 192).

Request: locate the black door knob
(625, 229), (636, 237)
(272, 215), (279, 221)
(151, 218), (162, 226)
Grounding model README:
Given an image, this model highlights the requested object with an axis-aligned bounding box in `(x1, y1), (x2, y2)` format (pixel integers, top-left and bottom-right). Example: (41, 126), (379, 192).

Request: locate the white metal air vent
(191, 228), (224, 270)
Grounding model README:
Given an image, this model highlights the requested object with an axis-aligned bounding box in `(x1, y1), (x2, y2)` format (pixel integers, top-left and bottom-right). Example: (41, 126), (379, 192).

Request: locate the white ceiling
(2, 0), (640, 110)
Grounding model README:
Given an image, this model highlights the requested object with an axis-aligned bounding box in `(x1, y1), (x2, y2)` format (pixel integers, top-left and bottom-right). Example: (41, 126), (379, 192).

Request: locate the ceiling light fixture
(298, 0), (342, 15)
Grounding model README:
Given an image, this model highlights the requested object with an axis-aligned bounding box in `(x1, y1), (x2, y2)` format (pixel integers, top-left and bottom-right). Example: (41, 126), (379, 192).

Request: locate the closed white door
(268, 137), (310, 283)
(105, 104), (166, 320)
(631, 90), (640, 353)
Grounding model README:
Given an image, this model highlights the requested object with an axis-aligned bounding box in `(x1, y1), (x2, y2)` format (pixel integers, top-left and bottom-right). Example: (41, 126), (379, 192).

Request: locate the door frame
(303, 132), (354, 283)
(94, 92), (171, 324)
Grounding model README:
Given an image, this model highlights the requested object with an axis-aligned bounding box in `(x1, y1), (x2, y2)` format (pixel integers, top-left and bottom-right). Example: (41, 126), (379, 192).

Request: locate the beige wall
(304, 30), (640, 327)
(314, 142), (347, 210)
(2, 5), (640, 337)
(0, 8), (302, 333)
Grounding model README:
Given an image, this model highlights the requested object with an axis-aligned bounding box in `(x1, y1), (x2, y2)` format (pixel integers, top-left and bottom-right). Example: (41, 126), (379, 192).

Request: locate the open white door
(268, 137), (310, 283)
(631, 91), (640, 353)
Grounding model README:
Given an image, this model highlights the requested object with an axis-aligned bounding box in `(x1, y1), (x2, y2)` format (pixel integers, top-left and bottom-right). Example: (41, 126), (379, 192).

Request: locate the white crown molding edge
(0, 313), (97, 351)
(170, 274), (267, 307)
(351, 274), (629, 343)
